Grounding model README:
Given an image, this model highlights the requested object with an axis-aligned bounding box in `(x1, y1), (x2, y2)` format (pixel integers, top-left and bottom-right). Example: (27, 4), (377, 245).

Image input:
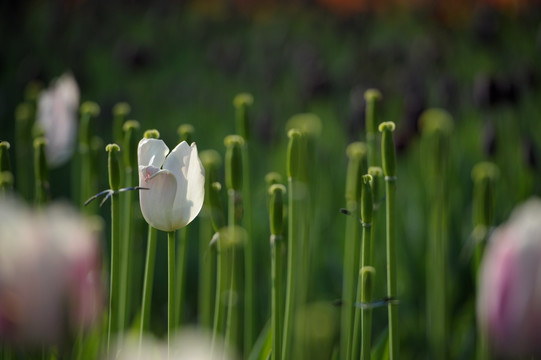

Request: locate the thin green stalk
(364, 89), (382, 168)
(175, 226), (188, 325)
(420, 110), (453, 359)
(118, 167), (134, 333)
(269, 184), (286, 360)
(199, 150), (222, 330)
(211, 231), (226, 355)
(386, 177), (398, 360)
(224, 189), (240, 355)
(471, 163), (498, 360)
(341, 143), (367, 360)
(79, 102), (100, 214)
(106, 144), (121, 353)
(168, 231), (176, 352)
(379, 122), (398, 360)
(282, 129), (303, 360)
(242, 145), (254, 355)
(15, 103), (34, 202)
(281, 178), (295, 360)
(119, 120), (139, 333)
(199, 215), (215, 329)
(271, 237), (283, 360)
(234, 93), (255, 354)
(223, 135), (244, 355)
(33, 137), (48, 206)
(352, 175), (373, 360)
(140, 225), (157, 341)
(107, 193), (120, 350)
(360, 267), (375, 360)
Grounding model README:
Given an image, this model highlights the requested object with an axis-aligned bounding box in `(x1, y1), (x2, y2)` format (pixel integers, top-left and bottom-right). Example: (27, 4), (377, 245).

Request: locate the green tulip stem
(168, 230), (176, 354)
(271, 236), (284, 360)
(211, 231), (226, 355)
(224, 189), (240, 355)
(106, 144), (121, 353)
(175, 226), (188, 326)
(118, 167), (134, 333)
(139, 225), (157, 342)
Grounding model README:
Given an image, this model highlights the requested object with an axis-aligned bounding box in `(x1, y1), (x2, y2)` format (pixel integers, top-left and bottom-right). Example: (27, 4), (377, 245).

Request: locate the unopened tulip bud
(345, 142), (368, 204)
(269, 184), (286, 237)
(122, 120), (140, 171)
(233, 93), (254, 140)
(144, 129), (160, 139)
(106, 144), (121, 191)
(178, 124), (195, 144)
(378, 122), (396, 178)
(113, 102), (131, 145)
(361, 175), (373, 225)
(224, 135), (244, 191)
(287, 129), (303, 180)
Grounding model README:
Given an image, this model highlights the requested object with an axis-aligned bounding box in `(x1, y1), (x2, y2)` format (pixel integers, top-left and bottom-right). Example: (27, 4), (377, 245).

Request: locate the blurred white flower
(478, 197), (541, 357)
(0, 197), (104, 346)
(37, 72), (80, 166)
(138, 138), (205, 232)
(109, 328), (234, 360)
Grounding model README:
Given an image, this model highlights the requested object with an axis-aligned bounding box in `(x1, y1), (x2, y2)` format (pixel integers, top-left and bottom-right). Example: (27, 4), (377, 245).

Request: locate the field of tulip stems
(2, 3), (541, 360)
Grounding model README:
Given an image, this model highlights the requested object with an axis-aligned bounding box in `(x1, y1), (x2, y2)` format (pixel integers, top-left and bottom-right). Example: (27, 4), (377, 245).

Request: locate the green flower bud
(33, 137), (48, 183)
(361, 175), (373, 225)
(80, 101), (101, 117)
(233, 93), (254, 140)
(200, 150), (222, 185)
(113, 102), (131, 144)
(24, 81), (43, 102)
(224, 135), (244, 191)
(144, 129), (160, 139)
(269, 184), (286, 236)
(79, 101), (100, 149)
(106, 144), (121, 191)
(360, 266), (376, 303)
(178, 124), (195, 144)
(265, 172), (282, 187)
(286, 113), (322, 139)
(209, 181), (225, 232)
(287, 129), (303, 180)
(345, 142), (368, 204)
(364, 89), (382, 135)
(0, 141), (11, 173)
(368, 166), (383, 208)
(122, 120), (140, 170)
(472, 162), (499, 227)
(0, 171), (14, 192)
(378, 122), (396, 178)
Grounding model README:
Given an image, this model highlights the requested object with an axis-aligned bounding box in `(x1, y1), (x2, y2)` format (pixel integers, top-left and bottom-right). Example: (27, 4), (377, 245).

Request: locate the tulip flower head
(36, 72), (80, 166)
(478, 197), (541, 357)
(138, 138), (205, 232)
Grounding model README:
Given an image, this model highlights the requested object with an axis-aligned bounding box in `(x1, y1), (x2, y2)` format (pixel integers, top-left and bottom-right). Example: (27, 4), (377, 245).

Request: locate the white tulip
(36, 73), (80, 166)
(138, 138), (205, 232)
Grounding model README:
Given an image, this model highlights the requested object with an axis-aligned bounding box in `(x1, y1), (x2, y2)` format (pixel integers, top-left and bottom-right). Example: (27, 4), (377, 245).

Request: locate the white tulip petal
(164, 141), (205, 228)
(139, 166), (178, 232)
(138, 138), (169, 168)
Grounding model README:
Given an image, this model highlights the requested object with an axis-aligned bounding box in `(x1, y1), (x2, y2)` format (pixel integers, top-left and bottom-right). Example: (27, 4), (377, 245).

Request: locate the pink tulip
(478, 198), (541, 357)
(0, 198), (104, 346)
